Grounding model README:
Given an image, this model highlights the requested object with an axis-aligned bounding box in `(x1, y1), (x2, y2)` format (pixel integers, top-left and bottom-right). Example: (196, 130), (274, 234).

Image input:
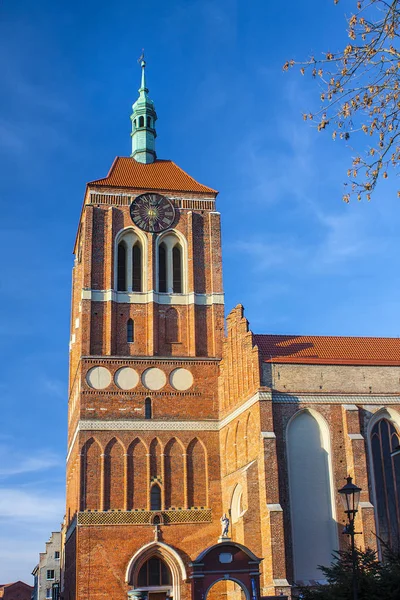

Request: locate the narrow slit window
(132, 244), (142, 292)
(147, 116), (151, 127)
(172, 245), (182, 293)
(127, 319), (134, 343)
(145, 397), (152, 419)
(139, 116), (144, 127)
(158, 244), (167, 292)
(150, 483), (161, 510)
(117, 242), (126, 291)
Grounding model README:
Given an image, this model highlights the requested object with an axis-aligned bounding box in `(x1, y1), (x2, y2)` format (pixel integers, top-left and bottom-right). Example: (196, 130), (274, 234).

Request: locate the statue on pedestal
(220, 513), (230, 537)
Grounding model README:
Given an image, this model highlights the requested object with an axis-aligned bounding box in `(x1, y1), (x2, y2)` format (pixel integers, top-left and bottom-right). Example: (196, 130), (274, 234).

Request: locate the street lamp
(338, 476), (362, 600)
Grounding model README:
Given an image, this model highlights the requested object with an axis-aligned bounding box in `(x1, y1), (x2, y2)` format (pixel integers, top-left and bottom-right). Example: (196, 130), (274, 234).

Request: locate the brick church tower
(64, 59), (231, 600)
(63, 58), (400, 600)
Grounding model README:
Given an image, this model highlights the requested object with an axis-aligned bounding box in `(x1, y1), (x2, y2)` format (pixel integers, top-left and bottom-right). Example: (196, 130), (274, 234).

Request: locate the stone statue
(220, 513), (230, 537)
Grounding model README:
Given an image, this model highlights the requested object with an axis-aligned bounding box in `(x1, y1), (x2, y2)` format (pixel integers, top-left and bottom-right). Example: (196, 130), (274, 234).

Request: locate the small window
(172, 245), (182, 293)
(47, 570), (55, 580)
(147, 116), (151, 128)
(145, 397), (152, 419)
(127, 319), (134, 343)
(117, 242), (127, 291)
(54, 551), (60, 559)
(46, 589), (52, 599)
(132, 244), (142, 292)
(158, 244), (167, 292)
(150, 484), (161, 510)
(139, 116), (144, 127)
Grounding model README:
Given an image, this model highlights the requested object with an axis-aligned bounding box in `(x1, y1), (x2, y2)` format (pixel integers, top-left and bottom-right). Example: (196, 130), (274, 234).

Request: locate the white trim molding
(348, 433), (364, 440)
(81, 288), (224, 306)
(261, 432), (276, 439)
(267, 504), (283, 512)
(274, 393), (400, 404)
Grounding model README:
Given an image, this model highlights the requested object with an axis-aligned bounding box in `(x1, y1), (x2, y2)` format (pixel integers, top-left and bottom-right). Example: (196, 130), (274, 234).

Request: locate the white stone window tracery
(156, 232), (186, 294)
(115, 229), (147, 293)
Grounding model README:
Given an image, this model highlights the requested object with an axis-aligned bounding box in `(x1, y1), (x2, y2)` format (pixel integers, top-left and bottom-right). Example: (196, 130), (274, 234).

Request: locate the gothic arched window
(158, 244), (167, 293)
(117, 242), (127, 291)
(127, 319), (134, 343)
(132, 244), (142, 292)
(145, 398), (152, 420)
(115, 231), (145, 293)
(172, 245), (182, 293)
(371, 418), (400, 549)
(150, 483), (161, 510)
(287, 410), (337, 581)
(139, 116), (144, 127)
(137, 557), (171, 586)
(157, 235), (186, 294)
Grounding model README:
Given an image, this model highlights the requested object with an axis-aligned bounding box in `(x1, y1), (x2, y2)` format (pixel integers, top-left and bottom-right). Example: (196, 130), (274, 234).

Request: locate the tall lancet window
(115, 230), (145, 293)
(117, 242), (127, 291)
(172, 245), (182, 293)
(157, 234), (185, 294)
(371, 418), (400, 550)
(287, 410), (337, 582)
(150, 483), (161, 510)
(158, 244), (167, 293)
(127, 319), (134, 343)
(132, 244), (142, 292)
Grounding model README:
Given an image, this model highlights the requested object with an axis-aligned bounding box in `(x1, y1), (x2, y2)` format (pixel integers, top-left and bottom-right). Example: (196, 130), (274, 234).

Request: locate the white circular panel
(170, 368), (193, 391)
(86, 366), (112, 390)
(115, 367), (139, 390)
(142, 367), (166, 391)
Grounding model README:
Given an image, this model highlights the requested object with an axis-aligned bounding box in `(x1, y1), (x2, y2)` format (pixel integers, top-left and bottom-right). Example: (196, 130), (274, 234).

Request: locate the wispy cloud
(0, 487), (64, 522)
(0, 446), (62, 478)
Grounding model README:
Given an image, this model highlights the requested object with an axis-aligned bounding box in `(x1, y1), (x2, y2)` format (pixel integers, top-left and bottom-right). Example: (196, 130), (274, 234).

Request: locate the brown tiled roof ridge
(253, 332), (400, 365)
(88, 156), (217, 194)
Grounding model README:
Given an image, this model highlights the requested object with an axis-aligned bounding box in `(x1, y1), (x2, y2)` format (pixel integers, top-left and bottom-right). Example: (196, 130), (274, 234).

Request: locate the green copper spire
(130, 56), (157, 164)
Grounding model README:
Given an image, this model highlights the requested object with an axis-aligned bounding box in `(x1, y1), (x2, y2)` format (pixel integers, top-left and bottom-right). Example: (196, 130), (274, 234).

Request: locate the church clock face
(130, 193), (175, 233)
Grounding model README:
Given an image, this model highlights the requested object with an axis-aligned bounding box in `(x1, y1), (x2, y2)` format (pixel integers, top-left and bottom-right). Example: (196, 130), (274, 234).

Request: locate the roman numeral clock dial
(130, 193), (175, 233)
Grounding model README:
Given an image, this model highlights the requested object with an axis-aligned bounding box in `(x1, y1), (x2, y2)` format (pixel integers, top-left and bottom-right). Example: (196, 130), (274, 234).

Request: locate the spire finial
(130, 50), (157, 163)
(138, 49), (147, 92)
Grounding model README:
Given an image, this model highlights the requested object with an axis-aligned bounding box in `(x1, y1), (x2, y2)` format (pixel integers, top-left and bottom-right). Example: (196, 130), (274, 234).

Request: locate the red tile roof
(253, 334), (400, 366)
(88, 157), (217, 194)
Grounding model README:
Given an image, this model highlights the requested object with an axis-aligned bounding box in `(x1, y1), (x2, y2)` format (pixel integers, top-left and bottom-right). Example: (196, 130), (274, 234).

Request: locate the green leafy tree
(295, 545), (400, 600)
(284, 0), (400, 202)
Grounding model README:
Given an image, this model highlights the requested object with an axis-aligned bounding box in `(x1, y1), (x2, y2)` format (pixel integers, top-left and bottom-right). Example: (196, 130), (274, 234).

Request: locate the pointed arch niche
(367, 408), (400, 551)
(155, 230), (187, 294)
(287, 409), (338, 583)
(115, 227), (147, 293)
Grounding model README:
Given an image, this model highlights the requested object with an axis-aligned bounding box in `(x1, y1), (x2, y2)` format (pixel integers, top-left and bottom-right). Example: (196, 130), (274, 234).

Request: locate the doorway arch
(206, 578), (248, 600)
(126, 541), (187, 600)
(190, 542), (261, 600)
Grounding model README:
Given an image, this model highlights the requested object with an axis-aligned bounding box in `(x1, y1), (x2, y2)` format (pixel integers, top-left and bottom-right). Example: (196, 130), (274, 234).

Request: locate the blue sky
(1, 0), (400, 584)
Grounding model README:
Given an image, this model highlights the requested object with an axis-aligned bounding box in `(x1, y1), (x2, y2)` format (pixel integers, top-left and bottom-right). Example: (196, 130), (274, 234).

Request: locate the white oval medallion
(170, 368), (193, 391)
(115, 367), (139, 390)
(86, 366), (111, 390)
(142, 367), (166, 391)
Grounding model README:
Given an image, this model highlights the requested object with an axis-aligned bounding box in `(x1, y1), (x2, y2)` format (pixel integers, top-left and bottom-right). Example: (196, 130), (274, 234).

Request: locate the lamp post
(338, 476), (362, 600)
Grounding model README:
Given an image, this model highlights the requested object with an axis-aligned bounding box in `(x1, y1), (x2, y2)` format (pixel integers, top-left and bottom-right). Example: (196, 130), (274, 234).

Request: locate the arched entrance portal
(190, 542), (261, 600)
(206, 579), (247, 600)
(126, 541), (187, 600)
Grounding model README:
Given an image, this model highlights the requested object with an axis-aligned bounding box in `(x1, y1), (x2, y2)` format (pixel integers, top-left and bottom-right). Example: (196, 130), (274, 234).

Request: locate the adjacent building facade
(0, 582), (33, 600)
(63, 60), (400, 599)
(32, 533), (61, 600)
